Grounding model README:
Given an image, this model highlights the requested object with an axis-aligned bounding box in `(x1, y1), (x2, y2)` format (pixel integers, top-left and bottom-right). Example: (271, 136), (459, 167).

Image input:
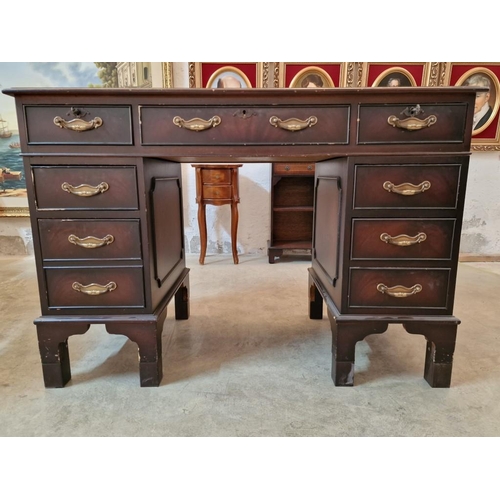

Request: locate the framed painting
(0, 62), (120, 216)
(361, 62), (432, 87)
(443, 63), (500, 149)
(277, 63), (347, 88)
(189, 62), (266, 88)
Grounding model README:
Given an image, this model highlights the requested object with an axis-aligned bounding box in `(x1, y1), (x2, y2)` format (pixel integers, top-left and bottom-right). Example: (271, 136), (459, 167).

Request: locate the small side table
(192, 164), (243, 265)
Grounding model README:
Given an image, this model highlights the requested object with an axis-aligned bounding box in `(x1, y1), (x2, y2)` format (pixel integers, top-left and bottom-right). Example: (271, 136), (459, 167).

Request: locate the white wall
(461, 152), (500, 257)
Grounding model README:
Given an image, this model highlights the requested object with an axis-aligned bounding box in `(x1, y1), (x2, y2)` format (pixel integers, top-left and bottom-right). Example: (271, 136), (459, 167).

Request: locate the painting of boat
(1, 167), (23, 180)
(0, 115), (13, 139)
(9, 142), (20, 149)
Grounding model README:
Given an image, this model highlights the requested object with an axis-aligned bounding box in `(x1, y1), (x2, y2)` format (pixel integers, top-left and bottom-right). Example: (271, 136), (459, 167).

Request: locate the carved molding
(345, 63), (355, 87)
(188, 62), (196, 88)
(262, 62), (270, 88)
(273, 63), (280, 88)
(428, 62), (440, 87)
(162, 62), (173, 89)
(471, 145), (500, 151)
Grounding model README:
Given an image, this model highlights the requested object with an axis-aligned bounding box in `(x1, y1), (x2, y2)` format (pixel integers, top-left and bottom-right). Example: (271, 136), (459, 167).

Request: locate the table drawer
(348, 268), (451, 310)
(353, 164), (461, 209)
(274, 162), (315, 175)
(202, 185), (232, 199)
(201, 169), (231, 184)
(33, 166), (139, 210)
(351, 218), (456, 260)
(25, 105), (133, 145)
(140, 105), (349, 145)
(45, 266), (145, 309)
(357, 103), (468, 145)
(38, 219), (142, 260)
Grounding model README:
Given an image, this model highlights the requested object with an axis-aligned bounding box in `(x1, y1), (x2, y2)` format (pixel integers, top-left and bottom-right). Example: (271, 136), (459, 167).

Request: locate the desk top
(3, 87), (477, 161)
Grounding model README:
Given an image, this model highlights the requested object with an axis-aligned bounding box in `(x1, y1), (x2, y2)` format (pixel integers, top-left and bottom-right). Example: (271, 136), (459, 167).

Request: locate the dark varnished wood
(3, 86), (476, 388)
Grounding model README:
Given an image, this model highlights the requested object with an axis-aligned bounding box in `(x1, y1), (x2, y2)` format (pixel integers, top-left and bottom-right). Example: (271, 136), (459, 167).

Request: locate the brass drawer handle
(72, 281), (117, 295)
(377, 283), (422, 298)
(387, 114), (437, 130)
(61, 182), (109, 197)
(68, 234), (114, 249)
(380, 232), (427, 246)
(53, 116), (103, 132)
(383, 180), (431, 196)
(269, 115), (318, 131)
(173, 115), (221, 131)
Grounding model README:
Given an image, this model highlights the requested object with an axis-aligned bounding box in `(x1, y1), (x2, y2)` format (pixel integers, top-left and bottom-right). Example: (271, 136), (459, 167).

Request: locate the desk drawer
(348, 268), (450, 310)
(353, 164), (461, 209)
(201, 169), (231, 184)
(202, 185), (232, 199)
(45, 266), (145, 309)
(357, 103), (468, 145)
(33, 166), (139, 210)
(140, 105), (349, 145)
(274, 162), (315, 176)
(25, 105), (133, 145)
(351, 219), (455, 260)
(39, 219), (142, 260)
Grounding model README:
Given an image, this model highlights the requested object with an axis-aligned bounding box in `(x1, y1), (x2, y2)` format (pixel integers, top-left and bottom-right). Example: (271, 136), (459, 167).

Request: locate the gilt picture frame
(444, 63), (500, 149)
(277, 63), (347, 88)
(189, 62), (266, 88)
(360, 62), (432, 87)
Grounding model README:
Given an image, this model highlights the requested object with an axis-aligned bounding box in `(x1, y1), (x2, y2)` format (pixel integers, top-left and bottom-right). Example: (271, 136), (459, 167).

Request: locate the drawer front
(201, 169), (231, 184)
(349, 268), (451, 310)
(33, 166), (139, 210)
(140, 105), (349, 145)
(351, 219), (456, 260)
(357, 103), (468, 145)
(25, 105), (133, 145)
(45, 267), (145, 309)
(202, 185), (232, 199)
(274, 162), (315, 176)
(38, 219), (142, 260)
(353, 164), (461, 209)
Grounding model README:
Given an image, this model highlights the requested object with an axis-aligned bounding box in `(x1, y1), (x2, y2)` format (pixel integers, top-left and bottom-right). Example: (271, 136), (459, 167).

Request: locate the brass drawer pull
(380, 232), (427, 246)
(383, 180), (431, 196)
(53, 116), (103, 132)
(377, 283), (422, 298)
(269, 115), (318, 131)
(68, 234), (114, 249)
(173, 115), (221, 131)
(72, 281), (117, 295)
(61, 182), (109, 197)
(387, 115), (437, 130)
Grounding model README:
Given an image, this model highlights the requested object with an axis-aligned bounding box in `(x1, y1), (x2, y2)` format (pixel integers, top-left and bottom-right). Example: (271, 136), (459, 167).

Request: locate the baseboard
(459, 253), (500, 262)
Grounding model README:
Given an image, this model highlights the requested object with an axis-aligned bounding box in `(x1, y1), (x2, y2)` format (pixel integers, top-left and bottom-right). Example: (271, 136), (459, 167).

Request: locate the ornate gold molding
(188, 62), (196, 88)
(273, 63), (280, 88)
(471, 145), (500, 151)
(261, 62), (270, 88)
(0, 207), (30, 217)
(162, 62), (173, 88)
(345, 63), (355, 87)
(428, 62), (440, 87)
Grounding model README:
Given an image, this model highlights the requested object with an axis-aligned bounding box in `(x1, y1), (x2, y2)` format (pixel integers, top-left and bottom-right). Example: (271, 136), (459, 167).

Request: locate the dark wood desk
(3, 87), (476, 388)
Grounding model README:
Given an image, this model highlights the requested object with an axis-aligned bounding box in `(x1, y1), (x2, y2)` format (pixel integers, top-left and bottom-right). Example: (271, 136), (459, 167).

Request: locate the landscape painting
(0, 62), (117, 215)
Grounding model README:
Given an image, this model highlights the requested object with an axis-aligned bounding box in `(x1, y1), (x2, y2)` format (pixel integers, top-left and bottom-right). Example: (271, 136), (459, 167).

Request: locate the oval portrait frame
(456, 67), (500, 136)
(373, 67), (417, 87)
(206, 66), (252, 89)
(289, 66), (335, 88)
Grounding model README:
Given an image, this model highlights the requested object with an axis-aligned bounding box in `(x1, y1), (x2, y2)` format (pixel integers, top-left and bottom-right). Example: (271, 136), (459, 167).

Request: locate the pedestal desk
(3, 87), (476, 388)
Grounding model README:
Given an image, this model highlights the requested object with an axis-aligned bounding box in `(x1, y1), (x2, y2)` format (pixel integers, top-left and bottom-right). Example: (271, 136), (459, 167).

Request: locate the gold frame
(189, 62), (266, 88)
(206, 66), (252, 89)
(161, 62), (173, 88)
(277, 62), (348, 88)
(360, 62), (432, 87)
(0, 207), (29, 217)
(442, 62), (500, 150)
(289, 66), (335, 88)
(372, 67), (418, 87)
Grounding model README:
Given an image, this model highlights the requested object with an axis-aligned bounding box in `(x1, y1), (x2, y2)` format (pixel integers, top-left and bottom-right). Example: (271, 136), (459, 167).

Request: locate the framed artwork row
(188, 62), (500, 150)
